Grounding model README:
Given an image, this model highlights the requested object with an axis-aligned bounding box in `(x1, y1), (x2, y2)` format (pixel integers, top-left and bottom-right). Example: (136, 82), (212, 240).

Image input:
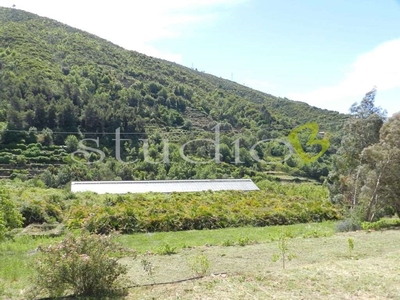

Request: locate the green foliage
(0, 7), (349, 182)
(187, 254), (210, 276)
(360, 113), (400, 221)
(272, 231), (296, 269)
(19, 198), (63, 226)
(81, 205), (138, 234)
(66, 189), (340, 234)
(30, 234), (132, 298)
(64, 135), (79, 153)
(335, 207), (362, 232)
(140, 253), (155, 280)
(238, 236), (253, 246)
(0, 187), (23, 240)
(222, 239), (235, 246)
(328, 88), (386, 217)
(347, 237), (354, 258)
(361, 218), (400, 231)
(330, 94), (400, 223)
(0, 180), (339, 237)
(156, 243), (177, 255)
(335, 218), (361, 232)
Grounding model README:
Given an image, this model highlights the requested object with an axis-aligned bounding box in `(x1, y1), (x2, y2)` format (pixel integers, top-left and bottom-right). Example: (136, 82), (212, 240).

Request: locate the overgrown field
(1, 179), (340, 234)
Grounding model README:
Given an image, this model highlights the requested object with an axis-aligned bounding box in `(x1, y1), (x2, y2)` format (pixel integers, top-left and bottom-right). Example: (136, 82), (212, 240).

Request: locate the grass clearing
(117, 221), (335, 253)
(0, 222), (333, 298)
(2, 222), (399, 299)
(126, 229), (400, 299)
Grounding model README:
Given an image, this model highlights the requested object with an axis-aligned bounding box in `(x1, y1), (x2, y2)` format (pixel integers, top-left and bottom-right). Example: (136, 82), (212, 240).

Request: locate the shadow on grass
(34, 290), (128, 300)
(36, 295), (127, 300)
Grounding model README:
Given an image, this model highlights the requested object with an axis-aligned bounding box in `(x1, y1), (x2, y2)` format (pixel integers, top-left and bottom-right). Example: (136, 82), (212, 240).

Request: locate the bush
(14, 143), (28, 150)
(31, 234), (133, 298)
(30, 156), (50, 163)
(335, 218), (361, 232)
(361, 218), (400, 231)
(335, 208), (363, 232)
(157, 243), (177, 255)
(15, 155), (27, 166)
(187, 254), (210, 276)
(83, 206), (138, 234)
(20, 199), (63, 226)
(0, 187), (23, 240)
(0, 153), (13, 163)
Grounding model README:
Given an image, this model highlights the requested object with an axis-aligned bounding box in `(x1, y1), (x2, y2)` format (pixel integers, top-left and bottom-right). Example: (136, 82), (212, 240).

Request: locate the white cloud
(1, 0), (246, 63)
(288, 39), (400, 112)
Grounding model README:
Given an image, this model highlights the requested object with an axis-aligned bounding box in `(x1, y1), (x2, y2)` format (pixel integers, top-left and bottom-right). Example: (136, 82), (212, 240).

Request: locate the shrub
(15, 155), (27, 166)
(157, 243), (177, 255)
(22, 146), (41, 157)
(336, 218), (361, 232)
(20, 199), (63, 226)
(187, 254), (210, 276)
(83, 206), (138, 234)
(222, 239), (235, 246)
(31, 234), (133, 298)
(0, 153), (13, 163)
(30, 156), (50, 163)
(335, 208), (362, 232)
(10, 148), (22, 155)
(361, 218), (400, 231)
(0, 187), (23, 240)
(16, 143), (28, 150)
(238, 236), (253, 246)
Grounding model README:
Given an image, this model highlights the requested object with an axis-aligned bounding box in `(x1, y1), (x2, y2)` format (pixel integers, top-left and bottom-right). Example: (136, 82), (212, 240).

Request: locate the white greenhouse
(70, 179), (259, 194)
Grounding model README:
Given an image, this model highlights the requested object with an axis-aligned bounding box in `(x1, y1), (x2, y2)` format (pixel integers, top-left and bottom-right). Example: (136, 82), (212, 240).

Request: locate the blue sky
(1, 0), (399, 116)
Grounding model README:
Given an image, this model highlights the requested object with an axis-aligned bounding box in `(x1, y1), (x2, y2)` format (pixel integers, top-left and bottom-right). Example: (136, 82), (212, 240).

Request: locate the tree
(64, 135), (79, 153)
(328, 88), (386, 209)
(359, 113), (400, 220)
(40, 128), (54, 146)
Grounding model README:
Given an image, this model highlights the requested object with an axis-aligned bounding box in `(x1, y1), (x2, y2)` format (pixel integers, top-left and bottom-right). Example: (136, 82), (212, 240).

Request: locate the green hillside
(0, 7), (348, 184)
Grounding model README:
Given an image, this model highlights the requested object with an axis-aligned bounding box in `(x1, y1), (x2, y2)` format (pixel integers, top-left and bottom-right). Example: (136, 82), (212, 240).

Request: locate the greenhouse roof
(70, 179), (259, 194)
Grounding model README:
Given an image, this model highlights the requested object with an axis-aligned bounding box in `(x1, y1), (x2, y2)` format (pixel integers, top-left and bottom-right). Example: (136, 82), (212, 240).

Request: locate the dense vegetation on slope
(0, 7), (348, 182)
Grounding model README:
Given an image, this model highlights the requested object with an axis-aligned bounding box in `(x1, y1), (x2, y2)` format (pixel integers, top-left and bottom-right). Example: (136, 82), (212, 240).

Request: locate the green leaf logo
(288, 123), (330, 164)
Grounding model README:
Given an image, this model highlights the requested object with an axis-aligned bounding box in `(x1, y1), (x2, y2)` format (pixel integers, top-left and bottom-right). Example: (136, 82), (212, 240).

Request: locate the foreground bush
(31, 234), (134, 298)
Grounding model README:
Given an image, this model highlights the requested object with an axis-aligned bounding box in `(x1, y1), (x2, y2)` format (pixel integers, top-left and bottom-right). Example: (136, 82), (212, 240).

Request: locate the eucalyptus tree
(328, 88), (386, 212)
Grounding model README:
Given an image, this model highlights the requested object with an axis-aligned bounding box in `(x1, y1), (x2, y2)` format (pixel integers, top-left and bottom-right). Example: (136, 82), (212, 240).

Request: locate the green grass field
(1, 222), (399, 299)
(127, 229), (400, 300)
